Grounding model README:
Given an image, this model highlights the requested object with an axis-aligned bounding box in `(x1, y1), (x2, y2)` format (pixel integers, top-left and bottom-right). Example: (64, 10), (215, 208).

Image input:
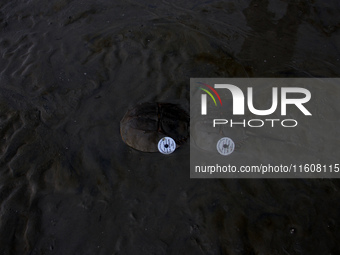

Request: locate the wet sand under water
(0, 0), (340, 254)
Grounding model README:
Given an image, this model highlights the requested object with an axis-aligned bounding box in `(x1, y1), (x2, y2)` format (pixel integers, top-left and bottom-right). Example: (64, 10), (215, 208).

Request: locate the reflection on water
(0, 0), (340, 254)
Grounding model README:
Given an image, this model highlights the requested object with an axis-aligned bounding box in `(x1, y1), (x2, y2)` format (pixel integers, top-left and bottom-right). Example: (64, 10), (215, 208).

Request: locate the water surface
(0, 0), (340, 254)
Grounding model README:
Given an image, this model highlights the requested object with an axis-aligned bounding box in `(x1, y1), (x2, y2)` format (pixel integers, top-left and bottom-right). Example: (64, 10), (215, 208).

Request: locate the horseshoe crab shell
(120, 102), (189, 152)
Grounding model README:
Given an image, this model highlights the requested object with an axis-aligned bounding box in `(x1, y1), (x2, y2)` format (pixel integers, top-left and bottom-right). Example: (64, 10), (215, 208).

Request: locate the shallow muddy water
(0, 0), (340, 254)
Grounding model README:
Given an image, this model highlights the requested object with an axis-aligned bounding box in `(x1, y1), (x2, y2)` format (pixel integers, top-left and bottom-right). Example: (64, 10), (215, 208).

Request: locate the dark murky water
(1, 0), (340, 254)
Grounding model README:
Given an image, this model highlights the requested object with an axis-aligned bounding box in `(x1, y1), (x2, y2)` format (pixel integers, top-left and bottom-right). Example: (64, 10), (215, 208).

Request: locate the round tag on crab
(158, 137), (176, 154)
(216, 137), (235, 156)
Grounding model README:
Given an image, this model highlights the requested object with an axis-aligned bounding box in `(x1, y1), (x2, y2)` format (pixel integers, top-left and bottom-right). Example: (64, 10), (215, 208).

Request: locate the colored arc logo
(198, 82), (222, 106)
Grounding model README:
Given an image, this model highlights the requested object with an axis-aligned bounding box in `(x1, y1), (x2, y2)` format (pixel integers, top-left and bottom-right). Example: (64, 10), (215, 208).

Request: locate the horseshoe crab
(120, 102), (189, 152)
